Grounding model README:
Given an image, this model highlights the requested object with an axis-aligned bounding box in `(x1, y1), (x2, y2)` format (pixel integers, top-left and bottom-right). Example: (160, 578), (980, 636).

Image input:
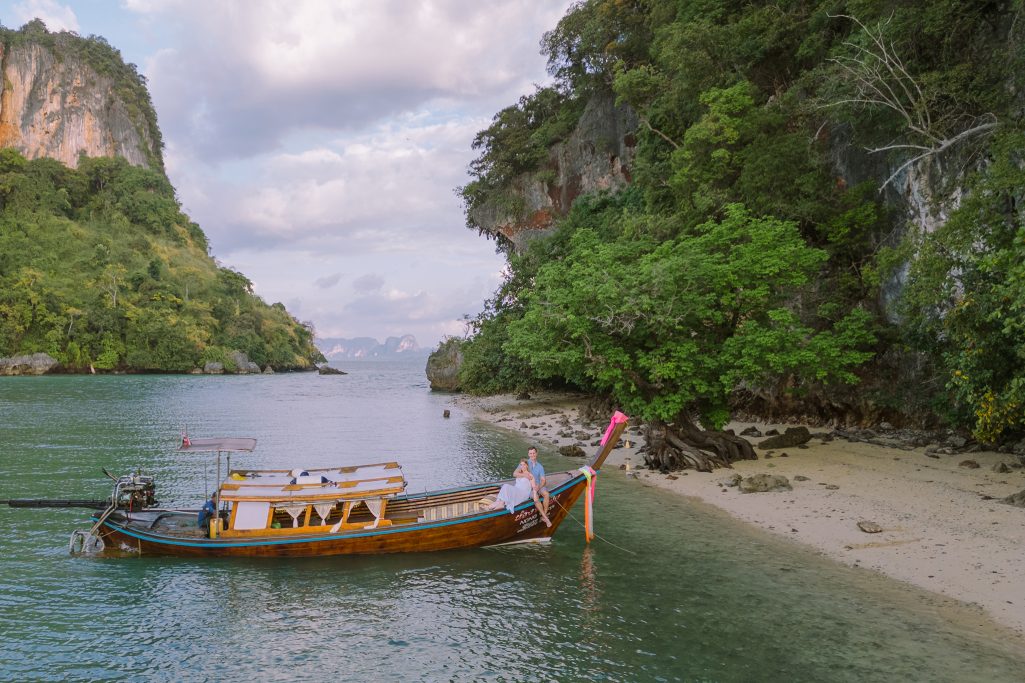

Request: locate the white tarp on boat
(233, 501), (270, 530)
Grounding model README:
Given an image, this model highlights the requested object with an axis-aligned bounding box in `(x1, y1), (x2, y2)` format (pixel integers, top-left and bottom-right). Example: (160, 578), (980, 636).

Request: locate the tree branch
(639, 114), (680, 150)
(826, 14), (1000, 192)
(876, 120), (999, 190)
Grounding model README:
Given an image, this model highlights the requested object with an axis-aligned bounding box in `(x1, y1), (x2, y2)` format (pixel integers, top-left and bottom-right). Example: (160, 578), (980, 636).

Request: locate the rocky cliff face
(0, 29), (162, 170)
(469, 90), (638, 250)
(426, 338), (463, 391)
(828, 124), (974, 323)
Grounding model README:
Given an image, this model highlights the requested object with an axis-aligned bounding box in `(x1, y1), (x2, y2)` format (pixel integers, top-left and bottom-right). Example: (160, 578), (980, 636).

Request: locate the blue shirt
(197, 499), (216, 527)
(528, 461), (546, 489)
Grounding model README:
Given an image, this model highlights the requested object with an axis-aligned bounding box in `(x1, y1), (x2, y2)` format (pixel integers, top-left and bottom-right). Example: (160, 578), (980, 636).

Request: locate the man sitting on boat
(527, 447), (550, 518)
(197, 493), (217, 532)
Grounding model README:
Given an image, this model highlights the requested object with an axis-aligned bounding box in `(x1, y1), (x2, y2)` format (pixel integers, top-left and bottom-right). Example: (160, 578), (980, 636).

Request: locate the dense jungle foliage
(458, 0), (1025, 446)
(0, 149), (322, 372)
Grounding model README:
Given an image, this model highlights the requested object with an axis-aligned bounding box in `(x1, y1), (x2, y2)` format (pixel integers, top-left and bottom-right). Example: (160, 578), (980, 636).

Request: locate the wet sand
(450, 391), (1025, 636)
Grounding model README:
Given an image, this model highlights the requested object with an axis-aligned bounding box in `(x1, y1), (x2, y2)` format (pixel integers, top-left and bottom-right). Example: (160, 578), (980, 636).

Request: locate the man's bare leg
(532, 491), (551, 527)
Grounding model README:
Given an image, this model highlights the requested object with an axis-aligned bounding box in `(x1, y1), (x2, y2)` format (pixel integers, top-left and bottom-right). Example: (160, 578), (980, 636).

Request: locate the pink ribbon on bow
(600, 410), (629, 446)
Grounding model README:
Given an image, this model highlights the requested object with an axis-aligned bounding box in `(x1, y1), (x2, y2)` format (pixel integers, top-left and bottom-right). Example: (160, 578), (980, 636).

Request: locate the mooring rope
(551, 496), (637, 556)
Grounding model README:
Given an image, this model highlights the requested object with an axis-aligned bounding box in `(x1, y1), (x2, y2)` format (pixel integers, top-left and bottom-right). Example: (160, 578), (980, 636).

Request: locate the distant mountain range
(315, 335), (428, 360)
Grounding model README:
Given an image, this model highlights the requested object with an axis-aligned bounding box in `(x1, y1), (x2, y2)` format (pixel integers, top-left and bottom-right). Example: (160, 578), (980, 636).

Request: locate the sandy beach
(450, 391), (1025, 636)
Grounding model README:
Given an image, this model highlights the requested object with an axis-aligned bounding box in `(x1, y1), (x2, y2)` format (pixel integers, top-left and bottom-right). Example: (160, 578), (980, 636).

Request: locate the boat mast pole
(215, 450), (221, 518)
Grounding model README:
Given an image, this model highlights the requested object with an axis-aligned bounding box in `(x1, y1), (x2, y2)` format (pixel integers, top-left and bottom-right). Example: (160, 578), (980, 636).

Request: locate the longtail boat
(5, 412), (629, 557)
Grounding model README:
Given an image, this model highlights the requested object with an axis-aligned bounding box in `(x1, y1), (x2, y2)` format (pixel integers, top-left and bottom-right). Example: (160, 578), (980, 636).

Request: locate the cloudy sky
(0, 0), (572, 347)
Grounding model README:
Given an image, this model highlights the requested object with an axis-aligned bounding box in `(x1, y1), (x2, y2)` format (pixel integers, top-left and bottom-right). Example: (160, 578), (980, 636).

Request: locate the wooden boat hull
(96, 473), (590, 557)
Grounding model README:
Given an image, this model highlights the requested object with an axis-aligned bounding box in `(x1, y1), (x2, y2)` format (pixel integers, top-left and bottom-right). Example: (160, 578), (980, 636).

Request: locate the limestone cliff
(469, 90), (638, 250)
(0, 22), (162, 171)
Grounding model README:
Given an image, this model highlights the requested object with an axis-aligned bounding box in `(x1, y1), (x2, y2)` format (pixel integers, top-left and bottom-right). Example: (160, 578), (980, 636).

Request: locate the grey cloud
(142, 1), (568, 163)
(340, 280), (489, 326)
(343, 292), (428, 320)
(127, 2), (567, 346)
(314, 272), (344, 289)
(352, 273), (384, 294)
(174, 119), (485, 255)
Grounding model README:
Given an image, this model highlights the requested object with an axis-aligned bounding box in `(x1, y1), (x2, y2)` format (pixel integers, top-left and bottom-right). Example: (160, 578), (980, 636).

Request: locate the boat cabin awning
(218, 462), (406, 503)
(178, 437), (257, 453)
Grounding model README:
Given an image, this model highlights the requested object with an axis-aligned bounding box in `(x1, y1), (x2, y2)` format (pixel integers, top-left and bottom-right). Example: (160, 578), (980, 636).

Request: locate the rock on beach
(739, 474), (792, 493)
(757, 427), (811, 450)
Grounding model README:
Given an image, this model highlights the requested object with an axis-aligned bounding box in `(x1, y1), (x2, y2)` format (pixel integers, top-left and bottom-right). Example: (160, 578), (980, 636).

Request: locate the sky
(0, 0), (572, 347)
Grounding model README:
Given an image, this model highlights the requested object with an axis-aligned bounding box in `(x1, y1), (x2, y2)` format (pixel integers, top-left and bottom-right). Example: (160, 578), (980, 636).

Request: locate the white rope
(551, 497), (637, 556)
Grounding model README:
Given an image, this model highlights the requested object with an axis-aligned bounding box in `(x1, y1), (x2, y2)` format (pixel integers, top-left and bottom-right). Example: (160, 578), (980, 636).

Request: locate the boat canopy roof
(178, 437), (257, 453)
(219, 462), (406, 503)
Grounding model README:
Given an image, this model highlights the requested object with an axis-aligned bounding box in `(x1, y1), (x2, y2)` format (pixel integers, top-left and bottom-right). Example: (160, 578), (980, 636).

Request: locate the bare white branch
(640, 114), (680, 150)
(826, 14), (999, 192)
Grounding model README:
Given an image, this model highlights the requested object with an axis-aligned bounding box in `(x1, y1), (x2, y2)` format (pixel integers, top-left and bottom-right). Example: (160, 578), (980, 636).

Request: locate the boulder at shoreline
(426, 338), (463, 391)
(739, 473), (793, 493)
(0, 353), (60, 375)
(757, 427), (811, 450)
(230, 350), (262, 374)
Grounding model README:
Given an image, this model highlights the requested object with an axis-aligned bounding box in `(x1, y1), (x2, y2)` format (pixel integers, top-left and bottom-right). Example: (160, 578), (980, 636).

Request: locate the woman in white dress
(486, 460), (551, 527)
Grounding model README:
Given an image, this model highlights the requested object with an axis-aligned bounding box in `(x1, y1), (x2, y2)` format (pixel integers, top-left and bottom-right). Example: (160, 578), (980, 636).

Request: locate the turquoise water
(2, 362), (1024, 682)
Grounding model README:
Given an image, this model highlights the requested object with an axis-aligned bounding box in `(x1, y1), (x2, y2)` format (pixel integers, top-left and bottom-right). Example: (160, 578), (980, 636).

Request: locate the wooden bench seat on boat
(418, 496), (496, 523)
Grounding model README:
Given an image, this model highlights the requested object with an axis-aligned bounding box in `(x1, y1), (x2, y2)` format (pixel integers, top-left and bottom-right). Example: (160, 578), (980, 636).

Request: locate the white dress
(496, 475), (533, 513)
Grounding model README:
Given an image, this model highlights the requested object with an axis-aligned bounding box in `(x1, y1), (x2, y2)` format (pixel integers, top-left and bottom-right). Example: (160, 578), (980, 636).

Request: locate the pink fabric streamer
(600, 411), (629, 446)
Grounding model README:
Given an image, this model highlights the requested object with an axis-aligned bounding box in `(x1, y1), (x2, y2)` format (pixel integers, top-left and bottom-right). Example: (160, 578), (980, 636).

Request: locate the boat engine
(111, 472), (158, 510)
(68, 472), (159, 555)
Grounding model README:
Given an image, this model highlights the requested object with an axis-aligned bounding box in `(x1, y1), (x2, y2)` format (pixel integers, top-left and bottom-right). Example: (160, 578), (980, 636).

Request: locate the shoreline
(450, 390), (1025, 636)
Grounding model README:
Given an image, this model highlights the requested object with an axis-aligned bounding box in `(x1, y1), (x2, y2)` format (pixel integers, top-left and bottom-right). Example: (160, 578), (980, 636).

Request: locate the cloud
(223, 245), (503, 345)
(314, 272), (343, 289)
(134, 0), (569, 162)
(117, 1), (571, 346)
(13, 0), (79, 31)
(339, 283), (485, 331)
(171, 113), (494, 255)
(352, 273), (384, 294)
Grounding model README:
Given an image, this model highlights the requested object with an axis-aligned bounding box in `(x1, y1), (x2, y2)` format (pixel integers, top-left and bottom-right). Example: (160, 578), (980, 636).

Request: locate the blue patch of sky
(0, 1), (168, 72)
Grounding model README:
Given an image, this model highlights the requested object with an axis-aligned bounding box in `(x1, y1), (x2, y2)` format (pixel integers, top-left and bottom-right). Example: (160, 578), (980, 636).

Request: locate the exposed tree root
(642, 418), (756, 473)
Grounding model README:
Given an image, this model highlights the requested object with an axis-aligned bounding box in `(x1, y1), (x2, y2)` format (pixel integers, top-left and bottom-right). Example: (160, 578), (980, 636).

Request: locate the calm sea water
(2, 361), (1024, 682)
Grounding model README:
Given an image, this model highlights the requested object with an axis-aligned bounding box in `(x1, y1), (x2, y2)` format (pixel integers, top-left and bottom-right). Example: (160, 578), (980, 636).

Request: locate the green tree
(0, 140), (322, 372)
(506, 205), (874, 470)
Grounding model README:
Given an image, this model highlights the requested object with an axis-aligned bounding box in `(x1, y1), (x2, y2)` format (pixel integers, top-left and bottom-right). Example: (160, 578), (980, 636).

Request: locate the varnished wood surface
(94, 419), (627, 557)
(98, 474), (586, 557)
